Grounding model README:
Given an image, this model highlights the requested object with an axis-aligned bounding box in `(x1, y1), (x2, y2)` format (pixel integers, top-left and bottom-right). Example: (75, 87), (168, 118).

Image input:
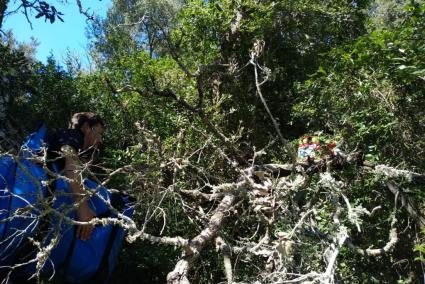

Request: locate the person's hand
(76, 202), (96, 241)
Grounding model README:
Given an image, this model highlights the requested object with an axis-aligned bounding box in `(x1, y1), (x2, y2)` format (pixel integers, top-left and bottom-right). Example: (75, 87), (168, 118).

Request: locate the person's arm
(61, 145), (95, 241)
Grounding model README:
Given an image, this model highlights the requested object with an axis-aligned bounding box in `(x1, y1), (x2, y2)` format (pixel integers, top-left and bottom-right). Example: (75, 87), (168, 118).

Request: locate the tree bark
(167, 194), (236, 284)
(0, 0), (8, 30)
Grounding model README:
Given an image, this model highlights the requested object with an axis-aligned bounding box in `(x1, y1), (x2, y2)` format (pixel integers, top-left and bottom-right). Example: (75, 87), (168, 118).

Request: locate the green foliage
(414, 227), (425, 265)
(290, 4), (425, 276)
(9, 56), (85, 130)
(294, 1), (425, 168)
(112, 241), (180, 283)
(0, 40), (35, 120)
(90, 0), (372, 151)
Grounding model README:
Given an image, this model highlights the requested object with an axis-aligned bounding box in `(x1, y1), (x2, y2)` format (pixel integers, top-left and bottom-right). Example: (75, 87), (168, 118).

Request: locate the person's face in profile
(82, 122), (104, 150)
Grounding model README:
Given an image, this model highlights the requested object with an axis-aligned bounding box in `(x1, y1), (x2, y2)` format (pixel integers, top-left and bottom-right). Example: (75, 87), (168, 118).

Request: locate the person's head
(69, 112), (105, 149)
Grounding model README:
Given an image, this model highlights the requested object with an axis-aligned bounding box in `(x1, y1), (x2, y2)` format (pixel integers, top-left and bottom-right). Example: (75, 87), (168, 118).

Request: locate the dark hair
(69, 112), (105, 130)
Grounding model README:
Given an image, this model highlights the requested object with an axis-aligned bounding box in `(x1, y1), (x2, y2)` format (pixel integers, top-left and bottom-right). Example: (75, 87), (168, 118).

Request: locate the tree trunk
(0, 0), (8, 30)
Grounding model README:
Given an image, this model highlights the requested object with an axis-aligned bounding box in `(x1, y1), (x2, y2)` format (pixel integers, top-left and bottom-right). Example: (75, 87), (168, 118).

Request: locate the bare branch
(386, 181), (425, 228)
(167, 193), (237, 284)
(249, 40), (296, 164)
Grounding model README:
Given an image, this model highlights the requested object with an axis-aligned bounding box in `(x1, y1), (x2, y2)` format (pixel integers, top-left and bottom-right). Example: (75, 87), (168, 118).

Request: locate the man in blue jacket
(47, 112), (105, 241)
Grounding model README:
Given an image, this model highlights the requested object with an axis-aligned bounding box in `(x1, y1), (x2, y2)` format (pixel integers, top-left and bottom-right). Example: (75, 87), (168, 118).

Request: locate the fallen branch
(386, 181), (425, 228)
(167, 193), (237, 284)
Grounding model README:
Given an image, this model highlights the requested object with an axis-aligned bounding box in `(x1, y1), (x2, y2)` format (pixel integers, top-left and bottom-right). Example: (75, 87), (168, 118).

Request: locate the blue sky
(3, 0), (111, 66)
